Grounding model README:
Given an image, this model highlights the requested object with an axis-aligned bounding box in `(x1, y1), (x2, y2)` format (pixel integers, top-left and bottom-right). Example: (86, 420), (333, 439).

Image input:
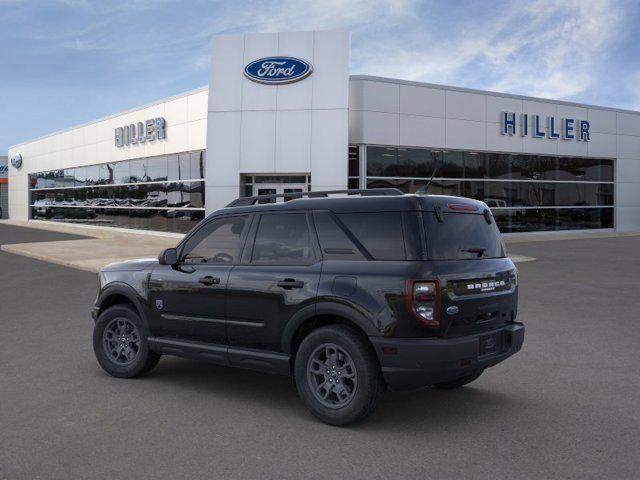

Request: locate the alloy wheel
(307, 343), (358, 409)
(102, 317), (141, 366)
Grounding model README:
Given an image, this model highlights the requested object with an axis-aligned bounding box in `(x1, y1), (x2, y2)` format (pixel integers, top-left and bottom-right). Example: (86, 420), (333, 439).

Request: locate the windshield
(423, 212), (506, 260)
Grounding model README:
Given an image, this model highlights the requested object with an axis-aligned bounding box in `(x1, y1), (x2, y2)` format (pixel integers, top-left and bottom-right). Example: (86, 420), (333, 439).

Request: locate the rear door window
(337, 212), (406, 260)
(423, 212), (505, 260)
(251, 213), (315, 265)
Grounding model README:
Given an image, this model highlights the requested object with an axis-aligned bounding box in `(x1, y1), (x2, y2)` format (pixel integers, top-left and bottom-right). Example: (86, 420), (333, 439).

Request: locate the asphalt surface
(0, 223), (638, 480)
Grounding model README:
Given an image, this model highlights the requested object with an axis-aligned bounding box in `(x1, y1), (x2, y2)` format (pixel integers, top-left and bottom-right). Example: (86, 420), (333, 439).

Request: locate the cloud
(484, 0), (623, 99)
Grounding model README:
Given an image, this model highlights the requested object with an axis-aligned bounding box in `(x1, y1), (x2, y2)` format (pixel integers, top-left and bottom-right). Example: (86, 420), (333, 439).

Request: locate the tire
(433, 370), (483, 389)
(93, 304), (160, 378)
(294, 325), (386, 426)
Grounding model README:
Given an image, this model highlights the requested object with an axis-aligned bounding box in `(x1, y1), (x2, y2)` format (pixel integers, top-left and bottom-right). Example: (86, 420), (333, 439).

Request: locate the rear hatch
(420, 201), (518, 338)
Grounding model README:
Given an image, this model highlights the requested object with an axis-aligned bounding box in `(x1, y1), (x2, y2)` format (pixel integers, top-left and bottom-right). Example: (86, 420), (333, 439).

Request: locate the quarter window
(251, 214), (314, 265)
(313, 212), (366, 261)
(337, 212), (406, 260)
(182, 216), (247, 264)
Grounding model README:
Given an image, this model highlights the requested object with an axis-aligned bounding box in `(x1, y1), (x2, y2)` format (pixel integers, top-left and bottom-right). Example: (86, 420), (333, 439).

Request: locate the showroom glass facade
(361, 146), (614, 233)
(29, 150), (205, 233)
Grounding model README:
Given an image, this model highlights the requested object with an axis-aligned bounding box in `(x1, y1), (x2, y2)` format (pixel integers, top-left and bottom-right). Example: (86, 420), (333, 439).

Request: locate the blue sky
(2, 0), (639, 153)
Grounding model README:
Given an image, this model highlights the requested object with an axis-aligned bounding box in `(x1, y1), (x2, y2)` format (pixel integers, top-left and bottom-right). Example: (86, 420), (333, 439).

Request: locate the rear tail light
(407, 280), (440, 327)
(447, 203), (478, 212)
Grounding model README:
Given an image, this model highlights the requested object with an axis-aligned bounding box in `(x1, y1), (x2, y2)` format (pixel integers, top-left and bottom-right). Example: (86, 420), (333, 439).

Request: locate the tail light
(407, 280), (441, 327)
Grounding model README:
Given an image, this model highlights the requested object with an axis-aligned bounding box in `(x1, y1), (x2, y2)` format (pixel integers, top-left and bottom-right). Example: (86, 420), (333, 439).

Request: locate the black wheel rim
(307, 343), (357, 409)
(103, 318), (141, 366)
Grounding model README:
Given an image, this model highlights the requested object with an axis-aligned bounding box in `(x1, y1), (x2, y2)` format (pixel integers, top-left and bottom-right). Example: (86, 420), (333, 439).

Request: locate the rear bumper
(370, 323), (524, 390)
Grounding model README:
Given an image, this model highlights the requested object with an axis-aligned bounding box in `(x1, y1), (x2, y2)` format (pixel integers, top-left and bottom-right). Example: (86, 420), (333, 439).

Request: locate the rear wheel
(294, 325), (385, 426)
(93, 304), (160, 378)
(433, 370), (483, 389)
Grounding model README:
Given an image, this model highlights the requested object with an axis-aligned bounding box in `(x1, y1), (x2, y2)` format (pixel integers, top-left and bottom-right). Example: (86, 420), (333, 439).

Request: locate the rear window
(423, 212), (505, 260)
(337, 212), (406, 260)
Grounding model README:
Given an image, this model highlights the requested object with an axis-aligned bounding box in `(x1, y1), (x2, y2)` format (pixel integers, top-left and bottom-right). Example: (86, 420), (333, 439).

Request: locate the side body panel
(147, 264), (233, 344)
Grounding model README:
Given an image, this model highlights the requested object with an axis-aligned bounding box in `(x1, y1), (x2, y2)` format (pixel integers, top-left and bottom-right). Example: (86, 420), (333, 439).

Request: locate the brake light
(447, 203), (478, 212)
(407, 280), (441, 327)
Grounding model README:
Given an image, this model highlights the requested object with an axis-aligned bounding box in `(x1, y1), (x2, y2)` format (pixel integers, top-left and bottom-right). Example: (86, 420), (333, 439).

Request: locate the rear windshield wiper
(461, 247), (486, 258)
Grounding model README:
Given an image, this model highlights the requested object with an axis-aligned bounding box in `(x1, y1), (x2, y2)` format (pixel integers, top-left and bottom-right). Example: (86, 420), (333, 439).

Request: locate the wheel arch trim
(96, 282), (148, 323)
(281, 302), (379, 355)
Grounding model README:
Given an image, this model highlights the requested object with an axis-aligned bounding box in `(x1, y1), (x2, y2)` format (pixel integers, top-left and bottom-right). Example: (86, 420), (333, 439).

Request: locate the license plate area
(478, 331), (508, 356)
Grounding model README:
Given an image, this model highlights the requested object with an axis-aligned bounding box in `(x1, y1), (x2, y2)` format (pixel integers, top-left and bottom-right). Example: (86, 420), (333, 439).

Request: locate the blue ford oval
(244, 57), (313, 85)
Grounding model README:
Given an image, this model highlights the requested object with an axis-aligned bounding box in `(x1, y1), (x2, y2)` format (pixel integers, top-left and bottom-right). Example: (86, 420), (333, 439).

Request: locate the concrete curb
(1, 243), (100, 273)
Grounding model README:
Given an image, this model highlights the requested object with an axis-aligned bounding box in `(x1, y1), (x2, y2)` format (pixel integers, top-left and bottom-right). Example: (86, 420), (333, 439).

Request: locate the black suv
(92, 189), (524, 425)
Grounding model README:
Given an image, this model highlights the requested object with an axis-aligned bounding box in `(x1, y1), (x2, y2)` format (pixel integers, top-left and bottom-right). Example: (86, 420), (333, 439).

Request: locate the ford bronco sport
(92, 189), (524, 425)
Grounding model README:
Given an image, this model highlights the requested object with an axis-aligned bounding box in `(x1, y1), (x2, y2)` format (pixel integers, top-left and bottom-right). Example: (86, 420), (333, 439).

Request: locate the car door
(226, 211), (321, 353)
(148, 213), (251, 345)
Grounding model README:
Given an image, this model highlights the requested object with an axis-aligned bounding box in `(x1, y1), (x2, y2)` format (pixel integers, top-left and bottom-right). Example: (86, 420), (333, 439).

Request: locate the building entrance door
(252, 180), (307, 203)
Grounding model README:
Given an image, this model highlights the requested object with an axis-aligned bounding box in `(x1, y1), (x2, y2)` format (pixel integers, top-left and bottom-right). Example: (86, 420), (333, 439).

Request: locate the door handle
(198, 276), (221, 286)
(277, 278), (304, 289)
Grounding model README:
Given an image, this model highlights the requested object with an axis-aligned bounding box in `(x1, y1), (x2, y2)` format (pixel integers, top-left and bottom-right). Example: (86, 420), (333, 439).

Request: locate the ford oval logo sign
(10, 153), (23, 169)
(244, 57), (313, 85)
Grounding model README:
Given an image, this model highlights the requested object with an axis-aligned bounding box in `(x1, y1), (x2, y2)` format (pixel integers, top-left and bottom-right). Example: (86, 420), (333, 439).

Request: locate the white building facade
(7, 30), (640, 233)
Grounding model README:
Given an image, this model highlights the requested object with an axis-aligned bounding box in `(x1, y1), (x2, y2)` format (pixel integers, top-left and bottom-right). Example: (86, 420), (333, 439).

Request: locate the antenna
(424, 166), (439, 193)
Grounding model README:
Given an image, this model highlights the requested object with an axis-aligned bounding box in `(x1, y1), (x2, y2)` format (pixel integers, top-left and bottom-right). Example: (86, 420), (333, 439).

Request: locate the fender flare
(281, 301), (379, 354)
(96, 282), (149, 324)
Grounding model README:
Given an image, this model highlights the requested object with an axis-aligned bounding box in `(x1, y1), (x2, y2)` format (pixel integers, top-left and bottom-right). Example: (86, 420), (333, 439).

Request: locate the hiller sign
(115, 117), (166, 147)
(500, 112), (590, 141)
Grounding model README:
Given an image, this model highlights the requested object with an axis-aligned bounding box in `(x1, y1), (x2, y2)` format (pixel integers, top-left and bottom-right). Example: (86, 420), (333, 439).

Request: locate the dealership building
(7, 30), (640, 234)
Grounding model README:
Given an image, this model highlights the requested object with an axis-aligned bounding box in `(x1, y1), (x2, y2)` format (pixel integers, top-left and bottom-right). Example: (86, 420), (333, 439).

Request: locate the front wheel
(294, 325), (386, 426)
(93, 304), (160, 378)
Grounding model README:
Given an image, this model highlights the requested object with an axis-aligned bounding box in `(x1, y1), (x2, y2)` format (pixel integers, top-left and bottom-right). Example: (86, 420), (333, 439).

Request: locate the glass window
(462, 180), (485, 200)
(397, 148), (439, 177)
(366, 146), (398, 177)
(559, 157), (614, 182)
(73, 167), (87, 187)
(53, 170), (66, 188)
(112, 161), (130, 184)
(178, 153), (192, 180)
(84, 165), (100, 185)
(348, 145), (360, 177)
(511, 155), (558, 181)
(190, 151), (205, 180)
(129, 159), (148, 183)
(251, 213), (314, 265)
(313, 212), (366, 261)
(337, 212), (406, 260)
(423, 212), (505, 260)
(182, 216), (247, 264)
(167, 154), (180, 181)
(440, 151), (464, 178)
(97, 163), (112, 184)
(600, 159), (614, 182)
(188, 181), (205, 208)
(367, 178), (462, 196)
(147, 155), (168, 182)
(463, 152), (487, 178)
(487, 153), (510, 180)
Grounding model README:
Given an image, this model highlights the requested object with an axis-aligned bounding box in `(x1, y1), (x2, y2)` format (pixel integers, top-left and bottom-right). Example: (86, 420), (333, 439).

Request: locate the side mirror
(158, 248), (178, 266)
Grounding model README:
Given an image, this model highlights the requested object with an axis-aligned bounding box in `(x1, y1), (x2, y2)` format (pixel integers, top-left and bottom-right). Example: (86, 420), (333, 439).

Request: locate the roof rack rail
(225, 188), (404, 207)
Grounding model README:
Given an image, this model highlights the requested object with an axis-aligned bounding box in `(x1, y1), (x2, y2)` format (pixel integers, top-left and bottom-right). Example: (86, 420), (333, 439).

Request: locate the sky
(1, 0), (639, 153)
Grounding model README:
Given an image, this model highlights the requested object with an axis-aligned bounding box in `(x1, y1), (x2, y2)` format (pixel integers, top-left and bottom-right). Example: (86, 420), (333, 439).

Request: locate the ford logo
(244, 56), (313, 85)
(446, 306), (459, 315)
(10, 153), (23, 169)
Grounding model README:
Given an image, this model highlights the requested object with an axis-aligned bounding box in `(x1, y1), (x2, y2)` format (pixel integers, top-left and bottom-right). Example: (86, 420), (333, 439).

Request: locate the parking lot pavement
(1, 223), (639, 480)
